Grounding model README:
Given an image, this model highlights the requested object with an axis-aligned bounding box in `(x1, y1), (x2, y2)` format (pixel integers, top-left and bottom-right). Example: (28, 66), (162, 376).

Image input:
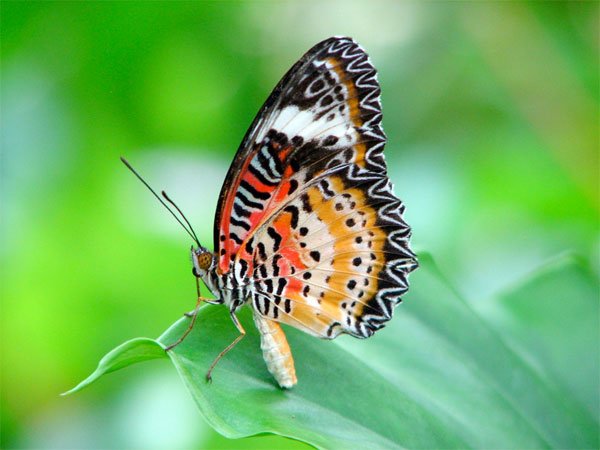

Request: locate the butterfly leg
(184, 277), (220, 317)
(206, 312), (246, 383)
(165, 296), (206, 351)
(183, 298), (221, 318)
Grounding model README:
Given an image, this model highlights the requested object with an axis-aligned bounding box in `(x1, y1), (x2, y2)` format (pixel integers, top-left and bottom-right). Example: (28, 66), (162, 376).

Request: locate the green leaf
(61, 338), (167, 396)
(477, 254), (599, 432)
(64, 254), (599, 448)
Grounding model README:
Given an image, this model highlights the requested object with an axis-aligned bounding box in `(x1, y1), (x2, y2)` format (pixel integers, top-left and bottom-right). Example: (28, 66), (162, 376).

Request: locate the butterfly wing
(213, 36), (340, 268)
(214, 36), (417, 338)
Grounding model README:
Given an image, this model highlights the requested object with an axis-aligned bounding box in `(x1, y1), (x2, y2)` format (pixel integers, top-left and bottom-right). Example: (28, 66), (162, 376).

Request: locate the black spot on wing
(240, 179), (270, 201)
(267, 227), (282, 252)
(276, 278), (286, 296)
(238, 259), (249, 278)
(236, 191), (263, 210)
(319, 179), (335, 198)
(300, 193), (313, 213)
(229, 232), (243, 244)
(257, 242), (267, 261)
(323, 135), (338, 146)
(233, 202), (251, 219)
(230, 216), (250, 231)
(272, 254), (282, 277)
(288, 179), (299, 194)
(245, 238), (254, 254)
(283, 205), (299, 229)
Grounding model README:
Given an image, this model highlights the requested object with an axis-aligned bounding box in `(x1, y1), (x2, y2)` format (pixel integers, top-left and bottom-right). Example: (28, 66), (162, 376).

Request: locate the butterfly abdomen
(252, 311), (297, 388)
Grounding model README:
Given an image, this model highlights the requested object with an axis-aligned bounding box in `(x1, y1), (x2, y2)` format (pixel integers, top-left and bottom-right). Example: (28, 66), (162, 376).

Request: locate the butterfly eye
(195, 251), (213, 271)
(192, 267), (200, 277)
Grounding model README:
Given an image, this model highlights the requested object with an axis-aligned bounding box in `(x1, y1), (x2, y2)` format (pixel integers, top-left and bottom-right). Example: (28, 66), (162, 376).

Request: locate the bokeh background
(1, 2), (598, 449)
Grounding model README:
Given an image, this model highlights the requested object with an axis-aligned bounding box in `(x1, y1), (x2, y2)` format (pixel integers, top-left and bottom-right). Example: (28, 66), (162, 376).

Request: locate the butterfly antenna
(120, 157), (201, 247)
(161, 190), (202, 248)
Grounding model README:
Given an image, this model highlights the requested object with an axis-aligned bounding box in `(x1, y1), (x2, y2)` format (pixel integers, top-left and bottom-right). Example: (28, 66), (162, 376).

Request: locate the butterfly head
(191, 246), (215, 277)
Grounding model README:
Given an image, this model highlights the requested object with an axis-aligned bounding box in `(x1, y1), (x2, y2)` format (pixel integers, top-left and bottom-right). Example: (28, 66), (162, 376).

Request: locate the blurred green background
(1, 2), (597, 449)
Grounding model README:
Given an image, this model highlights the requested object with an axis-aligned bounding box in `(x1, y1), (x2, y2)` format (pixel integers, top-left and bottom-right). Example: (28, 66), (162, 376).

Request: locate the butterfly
(126, 36), (417, 389)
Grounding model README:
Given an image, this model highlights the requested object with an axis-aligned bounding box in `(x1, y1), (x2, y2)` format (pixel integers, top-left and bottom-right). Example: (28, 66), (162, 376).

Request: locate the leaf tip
(61, 337), (167, 397)
(60, 369), (103, 397)
(60, 387), (78, 397)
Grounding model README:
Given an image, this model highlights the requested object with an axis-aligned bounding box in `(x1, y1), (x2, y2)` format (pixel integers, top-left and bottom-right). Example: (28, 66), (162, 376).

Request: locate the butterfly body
(191, 249), (249, 311)
(187, 36), (417, 388)
(192, 248), (298, 387)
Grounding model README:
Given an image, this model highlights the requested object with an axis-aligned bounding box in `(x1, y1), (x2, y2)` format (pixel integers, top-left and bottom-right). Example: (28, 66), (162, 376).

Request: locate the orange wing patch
(251, 174), (403, 338)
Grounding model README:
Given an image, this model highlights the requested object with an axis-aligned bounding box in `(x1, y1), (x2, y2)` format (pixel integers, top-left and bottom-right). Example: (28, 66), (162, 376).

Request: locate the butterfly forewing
(214, 36), (417, 339)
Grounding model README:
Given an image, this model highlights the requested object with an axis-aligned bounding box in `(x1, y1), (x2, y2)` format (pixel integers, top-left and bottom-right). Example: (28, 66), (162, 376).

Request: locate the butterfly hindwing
(214, 36), (417, 339)
(250, 175), (416, 339)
